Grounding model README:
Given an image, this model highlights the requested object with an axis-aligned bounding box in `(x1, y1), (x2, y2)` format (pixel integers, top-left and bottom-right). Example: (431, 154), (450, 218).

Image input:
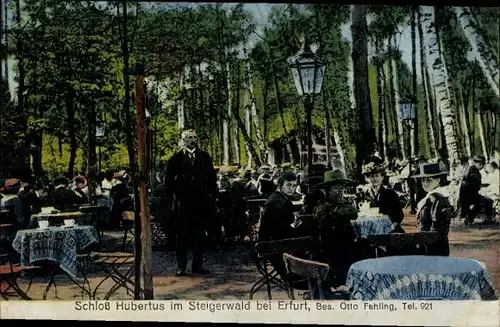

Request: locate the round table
(351, 214), (394, 238)
(346, 256), (497, 300)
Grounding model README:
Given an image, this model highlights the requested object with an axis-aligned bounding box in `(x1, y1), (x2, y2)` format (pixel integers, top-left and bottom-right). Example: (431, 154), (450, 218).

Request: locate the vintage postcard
(0, 1), (498, 325)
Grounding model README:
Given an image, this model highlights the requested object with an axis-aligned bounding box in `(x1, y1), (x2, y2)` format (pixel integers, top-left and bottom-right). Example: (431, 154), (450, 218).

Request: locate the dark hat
(411, 163), (448, 179)
(472, 155), (486, 163)
(54, 176), (70, 186)
(317, 169), (356, 189)
(362, 161), (386, 175)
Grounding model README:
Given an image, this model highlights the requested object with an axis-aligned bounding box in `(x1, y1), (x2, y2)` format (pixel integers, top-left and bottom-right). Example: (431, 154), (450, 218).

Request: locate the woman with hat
(412, 162), (454, 256)
(312, 169), (359, 287)
(0, 179), (25, 227)
(360, 158), (405, 233)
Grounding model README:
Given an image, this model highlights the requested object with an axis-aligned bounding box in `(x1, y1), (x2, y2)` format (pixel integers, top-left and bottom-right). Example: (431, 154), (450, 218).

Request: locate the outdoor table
(29, 212), (92, 229)
(346, 256), (498, 300)
(12, 225), (99, 299)
(351, 214), (393, 239)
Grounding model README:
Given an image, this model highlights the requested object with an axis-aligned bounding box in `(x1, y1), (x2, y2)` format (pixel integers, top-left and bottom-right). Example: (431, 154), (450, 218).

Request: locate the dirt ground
(7, 214), (500, 301)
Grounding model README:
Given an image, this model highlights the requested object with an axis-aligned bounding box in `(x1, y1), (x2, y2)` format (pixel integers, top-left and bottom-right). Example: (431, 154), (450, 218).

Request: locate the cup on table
(64, 219), (76, 227)
(38, 220), (50, 229)
(41, 207), (55, 214)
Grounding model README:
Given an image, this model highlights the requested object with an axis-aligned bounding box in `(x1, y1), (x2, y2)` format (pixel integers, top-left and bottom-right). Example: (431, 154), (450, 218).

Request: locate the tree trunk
(222, 61), (230, 166)
(423, 6), (461, 167)
(15, 0), (29, 171)
(375, 39), (387, 162)
(351, 5), (375, 175)
(66, 91), (77, 178)
(457, 84), (472, 157)
(269, 48), (293, 165)
(418, 7), (437, 159)
(411, 6), (419, 159)
(455, 7), (499, 98)
(178, 69), (186, 130)
(119, 0), (141, 299)
(246, 60), (267, 164)
(231, 62), (240, 165)
(322, 95), (331, 168)
(390, 47), (406, 161)
(244, 82), (252, 169)
(476, 110), (488, 160)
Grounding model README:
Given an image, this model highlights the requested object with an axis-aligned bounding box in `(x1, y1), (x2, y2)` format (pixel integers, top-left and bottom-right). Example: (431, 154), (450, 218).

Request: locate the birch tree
(422, 6), (460, 167)
(455, 7), (499, 98)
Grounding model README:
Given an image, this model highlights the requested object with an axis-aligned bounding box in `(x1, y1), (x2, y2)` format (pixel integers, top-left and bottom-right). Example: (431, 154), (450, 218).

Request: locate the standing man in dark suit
(165, 129), (217, 276)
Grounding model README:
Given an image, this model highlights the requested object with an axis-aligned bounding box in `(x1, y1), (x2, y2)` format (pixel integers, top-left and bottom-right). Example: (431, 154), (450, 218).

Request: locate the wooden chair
(0, 226), (31, 300)
(367, 231), (441, 257)
(283, 253), (343, 300)
(249, 236), (315, 300)
(121, 211), (135, 252)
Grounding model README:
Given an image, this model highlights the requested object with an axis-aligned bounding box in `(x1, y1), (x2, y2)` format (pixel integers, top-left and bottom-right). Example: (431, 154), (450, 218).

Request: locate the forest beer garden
(0, 1), (499, 310)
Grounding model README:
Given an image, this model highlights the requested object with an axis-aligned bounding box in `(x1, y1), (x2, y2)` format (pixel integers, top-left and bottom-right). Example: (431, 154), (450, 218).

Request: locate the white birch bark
(244, 89), (252, 169)
(347, 53), (356, 110)
(422, 6), (461, 167)
(332, 127), (346, 172)
(455, 7), (499, 98)
(476, 111), (488, 160)
(245, 60), (267, 163)
(222, 62), (231, 166)
(458, 87), (472, 157)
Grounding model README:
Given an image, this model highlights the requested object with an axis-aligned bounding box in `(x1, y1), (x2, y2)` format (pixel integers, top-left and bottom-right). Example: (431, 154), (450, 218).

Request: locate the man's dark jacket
(259, 191), (296, 241)
(164, 148), (217, 225)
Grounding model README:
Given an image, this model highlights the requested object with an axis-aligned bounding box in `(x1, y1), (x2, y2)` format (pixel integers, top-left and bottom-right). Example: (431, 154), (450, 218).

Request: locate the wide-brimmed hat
(316, 169), (356, 188)
(73, 175), (87, 189)
(0, 178), (21, 192)
(362, 161), (386, 175)
(472, 155), (486, 164)
(411, 163), (448, 178)
(54, 175), (70, 186)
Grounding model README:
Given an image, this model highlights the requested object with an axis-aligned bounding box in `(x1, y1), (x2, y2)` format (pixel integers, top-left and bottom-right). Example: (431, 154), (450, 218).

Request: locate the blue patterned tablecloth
(12, 226), (99, 277)
(351, 215), (394, 238)
(346, 256), (498, 300)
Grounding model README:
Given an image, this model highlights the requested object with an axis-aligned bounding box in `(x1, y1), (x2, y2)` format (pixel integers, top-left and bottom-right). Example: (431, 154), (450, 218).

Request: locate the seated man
(258, 171), (299, 280)
(313, 169), (359, 288)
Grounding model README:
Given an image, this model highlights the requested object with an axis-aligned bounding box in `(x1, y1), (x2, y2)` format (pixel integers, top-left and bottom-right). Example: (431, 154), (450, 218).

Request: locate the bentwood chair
(367, 231), (441, 257)
(283, 253), (351, 300)
(249, 236), (315, 300)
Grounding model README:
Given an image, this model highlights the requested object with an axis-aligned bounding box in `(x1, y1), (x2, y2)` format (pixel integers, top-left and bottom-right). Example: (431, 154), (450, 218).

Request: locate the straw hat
(316, 169), (356, 189)
(411, 163), (448, 179)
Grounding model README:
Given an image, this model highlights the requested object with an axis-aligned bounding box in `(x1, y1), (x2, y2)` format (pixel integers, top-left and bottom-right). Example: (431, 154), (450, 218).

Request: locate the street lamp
(95, 120), (106, 172)
(399, 99), (417, 213)
(289, 42), (325, 178)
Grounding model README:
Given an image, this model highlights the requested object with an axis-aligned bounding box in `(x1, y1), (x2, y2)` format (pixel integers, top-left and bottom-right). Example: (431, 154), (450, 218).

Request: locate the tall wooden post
(135, 71), (154, 299)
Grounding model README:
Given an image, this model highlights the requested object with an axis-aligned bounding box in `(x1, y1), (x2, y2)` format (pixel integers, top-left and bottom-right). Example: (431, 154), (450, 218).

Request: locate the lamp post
(289, 42), (325, 177)
(95, 120), (105, 172)
(399, 99), (417, 213)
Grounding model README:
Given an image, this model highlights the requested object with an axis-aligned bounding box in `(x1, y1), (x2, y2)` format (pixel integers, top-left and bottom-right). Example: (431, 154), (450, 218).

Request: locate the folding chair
(0, 225), (32, 300)
(249, 236), (315, 300)
(367, 231), (441, 257)
(283, 253), (350, 300)
(91, 252), (139, 300)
